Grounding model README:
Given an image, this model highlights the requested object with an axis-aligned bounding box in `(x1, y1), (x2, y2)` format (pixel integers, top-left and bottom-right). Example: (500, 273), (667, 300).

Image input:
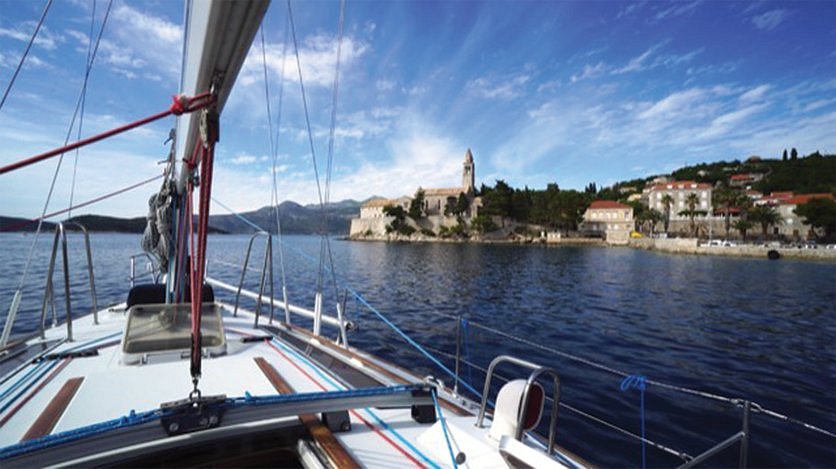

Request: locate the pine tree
(782, 149), (788, 161)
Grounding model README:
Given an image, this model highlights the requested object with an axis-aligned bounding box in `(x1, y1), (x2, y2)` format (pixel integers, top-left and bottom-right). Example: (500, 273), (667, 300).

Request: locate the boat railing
(35, 222), (99, 342)
(232, 231), (275, 326)
(207, 276), (352, 346)
(476, 355), (561, 455)
(129, 252), (161, 287)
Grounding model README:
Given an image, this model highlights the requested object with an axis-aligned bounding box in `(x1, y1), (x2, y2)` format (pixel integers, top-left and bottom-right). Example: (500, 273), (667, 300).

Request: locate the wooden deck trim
(20, 377), (84, 441)
(254, 357), (360, 469)
(281, 323), (471, 416)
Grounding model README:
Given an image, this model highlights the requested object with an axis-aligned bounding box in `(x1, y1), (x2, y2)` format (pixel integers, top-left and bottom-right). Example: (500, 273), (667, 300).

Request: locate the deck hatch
(121, 303), (226, 364)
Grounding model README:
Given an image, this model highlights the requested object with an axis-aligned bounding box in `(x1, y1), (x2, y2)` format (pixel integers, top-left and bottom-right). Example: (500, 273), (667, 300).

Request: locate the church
(419, 148), (478, 217)
(350, 149), (482, 236)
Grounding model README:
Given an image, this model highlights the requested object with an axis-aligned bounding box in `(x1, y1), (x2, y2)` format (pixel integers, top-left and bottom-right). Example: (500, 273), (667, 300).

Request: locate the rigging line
(0, 174), (164, 233)
(69, 0), (98, 219)
(260, 20), (290, 313)
(8, 0), (114, 298)
(321, 0), (347, 305)
(286, 0), (328, 296)
(0, 0), (54, 112)
(271, 14), (291, 311)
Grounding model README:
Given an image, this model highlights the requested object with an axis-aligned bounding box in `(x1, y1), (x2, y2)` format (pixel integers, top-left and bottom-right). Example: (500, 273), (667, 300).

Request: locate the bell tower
(462, 148), (475, 194)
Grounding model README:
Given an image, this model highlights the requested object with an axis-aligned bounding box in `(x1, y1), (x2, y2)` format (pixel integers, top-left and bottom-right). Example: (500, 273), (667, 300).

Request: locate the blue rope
(620, 375), (647, 469)
(431, 388), (458, 468)
(209, 201), (485, 399)
(0, 385), (426, 461)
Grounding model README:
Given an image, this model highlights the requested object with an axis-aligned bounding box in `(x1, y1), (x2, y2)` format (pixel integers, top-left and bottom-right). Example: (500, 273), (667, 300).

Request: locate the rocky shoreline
(346, 234), (836, 261)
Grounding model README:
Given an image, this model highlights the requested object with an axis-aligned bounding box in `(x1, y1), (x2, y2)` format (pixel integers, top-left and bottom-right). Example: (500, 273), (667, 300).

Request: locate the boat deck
(0, 302), (582, 468)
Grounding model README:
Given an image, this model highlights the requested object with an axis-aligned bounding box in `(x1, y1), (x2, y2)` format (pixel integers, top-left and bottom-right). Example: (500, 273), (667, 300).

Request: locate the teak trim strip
(254, 357), (360, 469)
(282, 323), (470, 416)
(21, 376), (84, 441)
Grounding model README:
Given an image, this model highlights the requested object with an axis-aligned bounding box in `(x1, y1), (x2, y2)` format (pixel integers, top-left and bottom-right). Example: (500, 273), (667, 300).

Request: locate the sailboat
(0, 1), (581, 467)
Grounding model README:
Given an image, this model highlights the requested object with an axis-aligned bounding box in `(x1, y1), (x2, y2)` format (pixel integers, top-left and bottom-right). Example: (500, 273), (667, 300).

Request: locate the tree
(790, 147), (798, 160)
(661, 194), (674, 233)
(678, 192), (706, 237)
(782, 149), (788, 161)
(794, 198), (836, 239)
(733, 218), (753, 240)
(383, 205), (413, 235)
(444, 196), (457, 216)
(471, 214), (499, 233)
(748, 205), (782, 238)
(456, 193), (470, 216)
(713, 184), (747, 238)
(408, 188), (425, 219)
(637, 207), (663, 235)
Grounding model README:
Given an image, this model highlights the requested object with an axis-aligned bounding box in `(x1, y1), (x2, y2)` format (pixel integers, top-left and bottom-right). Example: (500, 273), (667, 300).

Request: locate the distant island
(0, 200), (365, 235)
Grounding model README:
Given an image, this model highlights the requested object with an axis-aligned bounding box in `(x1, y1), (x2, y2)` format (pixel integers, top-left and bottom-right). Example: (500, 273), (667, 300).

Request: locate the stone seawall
(628, 238), (836, 261)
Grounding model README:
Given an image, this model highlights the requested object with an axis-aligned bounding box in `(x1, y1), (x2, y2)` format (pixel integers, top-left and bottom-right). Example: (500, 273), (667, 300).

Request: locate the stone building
(350, 149), (481, 237)
(647, 180), (712, 218)
(581, 200), (634, 245)
(421, 149), (477, 216)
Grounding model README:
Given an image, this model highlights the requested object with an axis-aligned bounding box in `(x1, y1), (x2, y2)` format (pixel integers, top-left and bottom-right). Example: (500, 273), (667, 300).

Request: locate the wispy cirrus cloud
(653, 1), (701, 21)
(465, 74), (530, 100)
(571, 62), (607, 82)
(751, 9), (788, 30)
(613, 41), (701, 74)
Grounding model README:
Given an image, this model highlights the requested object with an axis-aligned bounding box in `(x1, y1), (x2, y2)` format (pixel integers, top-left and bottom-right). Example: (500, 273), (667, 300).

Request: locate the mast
(170, 0), (270, 391)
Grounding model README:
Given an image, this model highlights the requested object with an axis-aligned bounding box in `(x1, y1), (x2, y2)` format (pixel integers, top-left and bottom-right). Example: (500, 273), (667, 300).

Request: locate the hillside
(598, 152), (836, 200)
(207, 200), (362, 234)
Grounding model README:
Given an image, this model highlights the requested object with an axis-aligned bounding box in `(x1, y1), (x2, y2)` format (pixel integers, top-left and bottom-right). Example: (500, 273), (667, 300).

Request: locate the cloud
(751, 9), (787, 30)
(571, 62), (607, 82)
(654, 1), (700, 21)
(0, 23), (63, 50)
(466, 74), (530, 99)
(613, 42), (700, 75)
(739, 84), (770, 103)
(231, 154), (259, 165)
(638, 88), (710, 120)
(75, 4), (184, 83)
(239, 33), (369, 89)
(375, 79), (395, 91)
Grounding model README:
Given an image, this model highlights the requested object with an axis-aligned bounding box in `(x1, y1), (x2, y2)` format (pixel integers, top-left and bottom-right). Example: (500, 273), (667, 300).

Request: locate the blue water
(1, 233), (834, 467)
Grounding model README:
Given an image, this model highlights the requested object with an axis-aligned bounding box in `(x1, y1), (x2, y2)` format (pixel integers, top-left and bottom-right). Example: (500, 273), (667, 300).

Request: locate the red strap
(0, 91), (215, 176)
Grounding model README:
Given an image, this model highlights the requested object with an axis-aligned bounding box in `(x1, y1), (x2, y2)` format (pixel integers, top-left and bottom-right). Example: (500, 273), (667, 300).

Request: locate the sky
(0, 0), (834, 218)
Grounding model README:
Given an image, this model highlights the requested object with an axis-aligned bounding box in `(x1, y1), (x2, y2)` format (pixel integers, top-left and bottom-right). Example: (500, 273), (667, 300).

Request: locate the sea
(0, 232), (834, 467)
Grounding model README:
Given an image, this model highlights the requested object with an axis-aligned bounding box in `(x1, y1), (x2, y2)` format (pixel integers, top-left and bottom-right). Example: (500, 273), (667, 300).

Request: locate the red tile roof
(647, 180), (711, 191)
(780, 193), (834, 206)
(730, 174), (753, 181)
(589, 200), (631, 209)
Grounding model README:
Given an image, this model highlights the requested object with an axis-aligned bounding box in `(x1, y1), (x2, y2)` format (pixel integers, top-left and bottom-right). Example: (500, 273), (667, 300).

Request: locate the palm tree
(678, 192), (705, 237)
(733, 218), (753, 240)
(713, 184), (746, 238)
(661, 194), (674, 233)
(748, 205), (782, 239)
